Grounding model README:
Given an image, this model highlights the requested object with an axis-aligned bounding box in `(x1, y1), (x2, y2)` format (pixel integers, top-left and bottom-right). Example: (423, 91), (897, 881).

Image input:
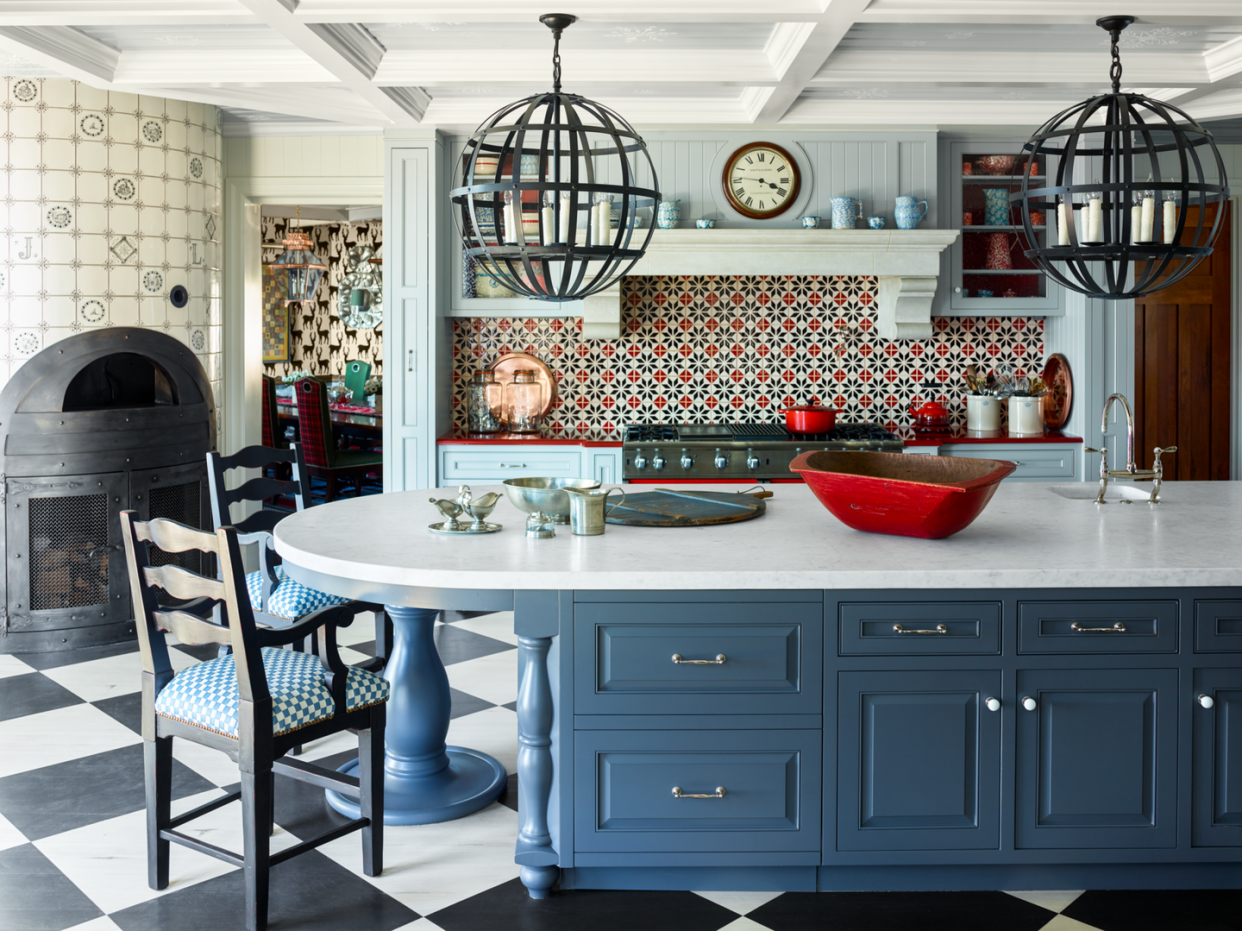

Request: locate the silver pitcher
(563, 486), (626, 536)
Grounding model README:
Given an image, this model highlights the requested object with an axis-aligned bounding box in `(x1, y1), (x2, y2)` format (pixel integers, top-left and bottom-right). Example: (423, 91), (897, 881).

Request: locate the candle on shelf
(1162, 193), (1177, 244)
(1086, 183), (1102, 242)
(1130, 193), (1143, 245)
(1057, 197), (1072, 246)
(1139, 188), (1155, 242)
(558, 192), (570, 244)
(541, 191), (555, 246)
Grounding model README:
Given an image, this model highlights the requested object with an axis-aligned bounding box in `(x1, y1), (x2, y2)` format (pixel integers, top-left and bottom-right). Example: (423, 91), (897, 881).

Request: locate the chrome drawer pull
(672, 653), (727, 665)
(893, 623), (948, 634)
(1070, 621), (1126, 633)
(672, 786), (726, 799)
(499, 463), (528, 469)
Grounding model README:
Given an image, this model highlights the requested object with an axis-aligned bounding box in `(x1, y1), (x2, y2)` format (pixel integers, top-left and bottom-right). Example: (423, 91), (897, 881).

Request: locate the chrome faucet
(1083, 392), (1176, 504)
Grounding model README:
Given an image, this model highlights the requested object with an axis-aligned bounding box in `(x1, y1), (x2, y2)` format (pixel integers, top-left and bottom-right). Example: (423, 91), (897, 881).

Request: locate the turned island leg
(515, 632), (558, 897)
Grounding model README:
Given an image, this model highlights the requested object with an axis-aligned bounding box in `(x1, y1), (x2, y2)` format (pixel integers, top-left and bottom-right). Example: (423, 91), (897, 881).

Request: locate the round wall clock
(722, 142), (802, 219)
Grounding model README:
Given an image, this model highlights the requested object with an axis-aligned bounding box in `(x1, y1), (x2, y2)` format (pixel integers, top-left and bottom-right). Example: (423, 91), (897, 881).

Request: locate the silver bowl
(503, 477), (601, 537)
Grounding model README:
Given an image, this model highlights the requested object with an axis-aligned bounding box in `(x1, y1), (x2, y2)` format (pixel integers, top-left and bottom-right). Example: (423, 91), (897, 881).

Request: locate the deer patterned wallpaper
(261, 217), (382, 380)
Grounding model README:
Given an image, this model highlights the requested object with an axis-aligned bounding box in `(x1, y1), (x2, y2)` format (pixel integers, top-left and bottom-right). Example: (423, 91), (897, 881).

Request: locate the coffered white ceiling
(0, 1), (1239, 134)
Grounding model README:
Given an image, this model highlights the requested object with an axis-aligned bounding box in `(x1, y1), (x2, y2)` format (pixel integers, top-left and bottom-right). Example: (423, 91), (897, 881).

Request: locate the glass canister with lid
(505, 369), (543, 434)
(466, 369), (504, 434)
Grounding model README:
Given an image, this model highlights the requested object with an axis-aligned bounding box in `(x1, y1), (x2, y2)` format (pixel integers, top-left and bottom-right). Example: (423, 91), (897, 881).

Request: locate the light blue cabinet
(437, 443), (623, 487)
(939, 443), (1078, 482)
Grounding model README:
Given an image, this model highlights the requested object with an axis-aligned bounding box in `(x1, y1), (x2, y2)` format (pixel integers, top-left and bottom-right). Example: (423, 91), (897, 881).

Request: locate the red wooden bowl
(789, 450), (1016, 539)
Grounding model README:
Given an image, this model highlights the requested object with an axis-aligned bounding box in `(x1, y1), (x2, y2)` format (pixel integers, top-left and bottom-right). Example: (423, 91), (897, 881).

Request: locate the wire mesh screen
(147, 481), (205, 575)
(29, 493), (110, 611)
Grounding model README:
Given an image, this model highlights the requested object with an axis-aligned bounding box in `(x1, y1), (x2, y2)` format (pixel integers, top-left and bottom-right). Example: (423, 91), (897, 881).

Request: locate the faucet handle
(1084, 446), (1104, 454)
(1154, 446), (1177, 456)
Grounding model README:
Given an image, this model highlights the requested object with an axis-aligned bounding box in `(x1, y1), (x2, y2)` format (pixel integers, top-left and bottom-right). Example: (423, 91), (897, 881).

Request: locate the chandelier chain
(552, 30), (562, 92)
(1109, 28), (1123, 93)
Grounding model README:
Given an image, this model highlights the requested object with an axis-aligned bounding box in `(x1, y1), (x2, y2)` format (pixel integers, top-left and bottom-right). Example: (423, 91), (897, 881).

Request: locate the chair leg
(144, 736), (172, 890)
(241, 768), (273, 931)
(359, 706), (385, 877)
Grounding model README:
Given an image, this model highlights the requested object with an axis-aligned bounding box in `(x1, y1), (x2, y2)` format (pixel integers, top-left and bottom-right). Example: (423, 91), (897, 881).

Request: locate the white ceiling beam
(420, 93), (757, 133)
(0, 24), (117, 82)
(753, 0), (873, 124)
(857, 0), (1242, 25)
(112, 49), (334, 84)
(288, 0), (825, 24)
(0, 1), (254, 26)
(1205, 34), (1242, 82)
(377, 49), (778, 86)
(238, 0), (428, 123)
(146, 81), (387, 126)
(783, 96), (1088, 125)
(1182, 85), (1242, 120)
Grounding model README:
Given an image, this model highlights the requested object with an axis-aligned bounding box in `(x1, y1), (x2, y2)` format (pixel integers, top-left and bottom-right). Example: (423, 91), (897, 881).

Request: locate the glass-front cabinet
(941, 139), (1064, 316)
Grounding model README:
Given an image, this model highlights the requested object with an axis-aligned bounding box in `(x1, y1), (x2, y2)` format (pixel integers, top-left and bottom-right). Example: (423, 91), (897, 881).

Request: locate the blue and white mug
(830, 197), (862, 229)
(656, 200), (681, 229)
(867, 216), (886, 230)
(894, 196), (929, 230)
(696, 218), (716, 229)
(801, 216), (820, 229)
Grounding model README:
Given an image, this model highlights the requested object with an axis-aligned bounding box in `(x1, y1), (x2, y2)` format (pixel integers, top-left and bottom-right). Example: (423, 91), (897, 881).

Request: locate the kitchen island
(275, 481), (1242, 897)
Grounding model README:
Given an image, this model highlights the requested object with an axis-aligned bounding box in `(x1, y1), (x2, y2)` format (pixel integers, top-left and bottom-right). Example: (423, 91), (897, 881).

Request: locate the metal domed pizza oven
(0, 328), (216, 652)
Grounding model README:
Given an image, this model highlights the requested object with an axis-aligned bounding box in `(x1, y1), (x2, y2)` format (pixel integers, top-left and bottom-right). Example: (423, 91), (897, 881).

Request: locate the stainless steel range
(622, 422), (904, 482)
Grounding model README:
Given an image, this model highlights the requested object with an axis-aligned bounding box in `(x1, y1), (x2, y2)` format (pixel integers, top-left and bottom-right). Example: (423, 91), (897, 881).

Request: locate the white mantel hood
(583, 228), (959, 340)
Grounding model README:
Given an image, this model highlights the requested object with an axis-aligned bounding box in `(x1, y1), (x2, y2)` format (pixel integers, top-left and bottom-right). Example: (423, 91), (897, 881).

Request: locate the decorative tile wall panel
(0, 78), (223, 434)
(453, 275), (1043, 434)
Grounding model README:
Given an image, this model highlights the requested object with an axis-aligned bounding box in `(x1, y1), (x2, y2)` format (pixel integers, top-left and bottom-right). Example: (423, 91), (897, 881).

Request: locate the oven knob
(680, 452), (695, 470)
(633, 452), (647, 470)
(652, 453), (666, 470)
(714, 450), (729, 469)
(746, 450), (761, 470)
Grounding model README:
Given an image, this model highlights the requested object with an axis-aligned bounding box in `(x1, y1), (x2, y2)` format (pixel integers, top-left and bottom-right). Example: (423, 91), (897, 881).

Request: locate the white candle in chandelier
(1130, 199), (1143, 244)
(559, 192), (570, 243)
(1058, 199), (1072, 245)
(1086, 189), (1102, 242)
(540, 205), (554, 246)
(588, 203), (601, 246)
(503, 192), (517, 243)
(1140, 192), (1155, 242)
(1163, 194), (1177, 244)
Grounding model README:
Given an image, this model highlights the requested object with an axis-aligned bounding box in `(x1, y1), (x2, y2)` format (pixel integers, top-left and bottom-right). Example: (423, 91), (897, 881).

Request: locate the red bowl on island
(789, 450), (1016, 539)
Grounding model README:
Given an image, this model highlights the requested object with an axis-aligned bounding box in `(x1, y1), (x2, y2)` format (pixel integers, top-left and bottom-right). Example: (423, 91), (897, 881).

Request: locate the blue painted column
(515, 633), (558, 897)
(328, 606), (507, 825)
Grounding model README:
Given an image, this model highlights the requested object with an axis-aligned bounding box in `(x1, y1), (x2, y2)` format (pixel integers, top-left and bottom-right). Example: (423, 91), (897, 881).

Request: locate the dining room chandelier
(1011, 15), (1230, 300)
(449, 13), (660, 302)
(271, 206), (328, 306)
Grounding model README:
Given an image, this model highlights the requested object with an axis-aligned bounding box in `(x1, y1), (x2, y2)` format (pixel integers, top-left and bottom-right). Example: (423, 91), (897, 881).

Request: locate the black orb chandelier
(449, 13), (660, 302)
(1011, 15), (1230, 300)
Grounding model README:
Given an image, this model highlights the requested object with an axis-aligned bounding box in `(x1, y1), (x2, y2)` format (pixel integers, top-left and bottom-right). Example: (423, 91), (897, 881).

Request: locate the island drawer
(1194, 601), (1242, 652)
(839, 601), (1001, 654)
(574, 729), (821, 854)
(574, 601), (821, 716)
(1018, 600), (1178, 653)
(438, 445), (584, 483)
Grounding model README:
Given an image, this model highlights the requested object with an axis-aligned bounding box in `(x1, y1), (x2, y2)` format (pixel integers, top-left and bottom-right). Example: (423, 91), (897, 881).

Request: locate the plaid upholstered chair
(260, 374), (279, 449)
(294, 378), (383, 502)
(120, 511), (387, 931)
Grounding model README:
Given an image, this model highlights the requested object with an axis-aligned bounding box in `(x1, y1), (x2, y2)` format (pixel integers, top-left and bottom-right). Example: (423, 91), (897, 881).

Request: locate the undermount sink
(1048, 483), (1161, 502)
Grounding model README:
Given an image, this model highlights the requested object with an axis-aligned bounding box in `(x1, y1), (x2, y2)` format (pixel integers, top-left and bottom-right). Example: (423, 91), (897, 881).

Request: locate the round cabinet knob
(714, 450), (729, 469)
(1022, 696), (1038, 712)
(633, 453), (647, 470)
(954, 286), (962, 294)
(652, 454), (666, 470)
(985, 697), (1001, 713)
(746, 451), (761, 470)
(680, 453), (695, 470)
(1199, 694), (1215, 709)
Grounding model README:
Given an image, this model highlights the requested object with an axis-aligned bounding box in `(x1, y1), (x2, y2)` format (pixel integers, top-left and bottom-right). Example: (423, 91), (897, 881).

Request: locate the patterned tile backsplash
(453, 275), (1045, 434)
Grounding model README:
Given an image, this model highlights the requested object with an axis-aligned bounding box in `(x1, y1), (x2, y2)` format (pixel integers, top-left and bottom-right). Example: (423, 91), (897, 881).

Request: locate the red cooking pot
(909, 399), (951, 433)
(780, 405), (839, 434)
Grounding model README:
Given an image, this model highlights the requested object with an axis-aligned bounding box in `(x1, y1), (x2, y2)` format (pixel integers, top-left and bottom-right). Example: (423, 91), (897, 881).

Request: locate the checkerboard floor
(1, 613), (1236, 931)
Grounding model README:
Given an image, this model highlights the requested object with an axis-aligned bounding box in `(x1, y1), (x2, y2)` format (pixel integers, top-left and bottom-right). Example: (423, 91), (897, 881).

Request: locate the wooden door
(1134, 203), (1232, 479)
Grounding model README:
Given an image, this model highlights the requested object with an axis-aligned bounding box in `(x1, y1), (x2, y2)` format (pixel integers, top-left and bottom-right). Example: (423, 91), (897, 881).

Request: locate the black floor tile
(0, 844), (104, 931)
(0, 673), (84, 722)
(14, 639), (137, 671)
(497, 772), (518, 813)
(0, 742), (217, 840)
(92, 691), (143, 734)
(109, 849), (417, 931)
(350, 639), (378, 659)
(748, 890), (1056, 931)
(274, 749), (358, 841)
(1063, 889), (1242, 931)
(450, 687), (496, 720)
(501, 700), (517, 712)
(435, 624), (514, 667)
(170, 642), (223, 663)
(430, 878), (738, 931)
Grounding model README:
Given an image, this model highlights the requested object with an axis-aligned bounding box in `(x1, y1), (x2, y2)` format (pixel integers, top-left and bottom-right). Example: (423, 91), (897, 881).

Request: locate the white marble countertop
(273, 482), (1242, 593)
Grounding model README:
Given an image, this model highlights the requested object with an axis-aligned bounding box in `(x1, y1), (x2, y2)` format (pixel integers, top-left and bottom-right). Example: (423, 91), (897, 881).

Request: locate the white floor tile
(62, 918), (125, 931)
(393, 919), (447, 931)
(340, 646), (371, 666)
(170, 737), (246, 788)
(693, 890), (784, 915)
(717, 918), (777, 931)
(0, 810), (27, 852)
(0, 704), (140, 778)
(41, 647), (196, 703)
(449, 611), (517, 647)
(445, 651), (517, 707)
(1009, 890), (1085, 914)
(296, 728), (362, 764)
(339, 611), (383, 647)
(1037, 915), (1103, 931)
(318, 801), (520, 917)
(0, 654), (35, 680)
(445, 705), (518, 775)
(36, 790), (300, 915)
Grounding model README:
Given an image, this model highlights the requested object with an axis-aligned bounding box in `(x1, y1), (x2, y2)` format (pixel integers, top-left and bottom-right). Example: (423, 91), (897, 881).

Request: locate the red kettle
(908, 395), (951, 433)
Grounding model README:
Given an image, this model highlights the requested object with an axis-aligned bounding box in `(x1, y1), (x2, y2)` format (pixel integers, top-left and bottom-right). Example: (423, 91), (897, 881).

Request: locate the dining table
(276, 397), (382, 445)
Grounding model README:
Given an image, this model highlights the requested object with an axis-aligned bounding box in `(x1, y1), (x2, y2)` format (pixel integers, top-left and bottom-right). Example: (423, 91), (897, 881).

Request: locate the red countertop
(437, 428), (623, 447)
(901, 428), (1083, 447)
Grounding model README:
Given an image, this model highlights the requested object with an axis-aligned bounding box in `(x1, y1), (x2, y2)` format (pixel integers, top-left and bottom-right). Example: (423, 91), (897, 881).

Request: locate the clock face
(722, 142), (801, 219)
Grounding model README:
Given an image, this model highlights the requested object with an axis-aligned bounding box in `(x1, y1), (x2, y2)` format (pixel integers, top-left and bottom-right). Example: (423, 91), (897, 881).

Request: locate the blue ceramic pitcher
(894, 196), (928, 230)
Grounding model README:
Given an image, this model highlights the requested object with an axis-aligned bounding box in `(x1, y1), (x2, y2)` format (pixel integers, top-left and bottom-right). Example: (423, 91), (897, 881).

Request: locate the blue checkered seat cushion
(245, 565), (351, 621)
(155, 647), (389, 737)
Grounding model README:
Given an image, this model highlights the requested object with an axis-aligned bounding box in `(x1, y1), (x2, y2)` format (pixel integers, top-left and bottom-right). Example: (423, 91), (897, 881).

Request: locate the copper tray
(1042, 352), (1073, 430)
(492, 352), (557, 420)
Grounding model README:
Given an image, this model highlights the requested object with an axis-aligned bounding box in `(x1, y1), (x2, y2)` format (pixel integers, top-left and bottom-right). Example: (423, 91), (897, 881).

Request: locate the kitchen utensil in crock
(779, 405), (840, 434)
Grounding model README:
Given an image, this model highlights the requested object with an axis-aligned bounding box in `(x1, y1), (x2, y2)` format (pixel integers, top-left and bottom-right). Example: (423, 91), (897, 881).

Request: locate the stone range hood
(582, 229), (960, 340)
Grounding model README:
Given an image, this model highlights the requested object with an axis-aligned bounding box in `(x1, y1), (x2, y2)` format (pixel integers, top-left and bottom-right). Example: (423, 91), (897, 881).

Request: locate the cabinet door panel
(1192, 668), (1242, 846)
(1015, 668), (1177, 849)
(838, 670), (1001, 851)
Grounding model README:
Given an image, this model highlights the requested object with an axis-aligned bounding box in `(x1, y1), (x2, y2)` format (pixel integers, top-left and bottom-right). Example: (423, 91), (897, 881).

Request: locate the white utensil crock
(966, 395), (1001, 432)
(1007, 396), (1044, 436)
